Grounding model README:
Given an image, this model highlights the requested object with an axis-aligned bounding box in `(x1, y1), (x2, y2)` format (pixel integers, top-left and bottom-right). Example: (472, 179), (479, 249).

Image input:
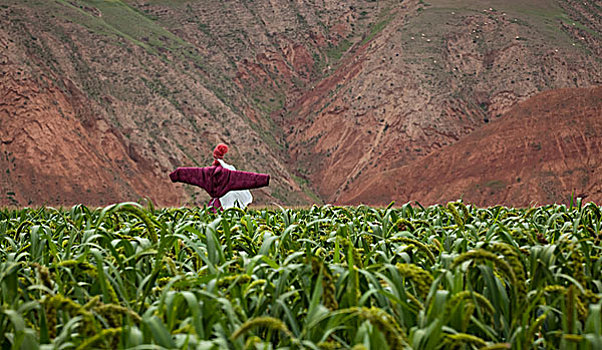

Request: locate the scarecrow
(169, 144), (269, 210)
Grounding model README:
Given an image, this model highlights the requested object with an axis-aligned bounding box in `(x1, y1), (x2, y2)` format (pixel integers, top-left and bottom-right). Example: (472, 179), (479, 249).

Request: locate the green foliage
(360, 15), (393, 46)
(326, 39), (353, 62)
(0, 201), (601, 348)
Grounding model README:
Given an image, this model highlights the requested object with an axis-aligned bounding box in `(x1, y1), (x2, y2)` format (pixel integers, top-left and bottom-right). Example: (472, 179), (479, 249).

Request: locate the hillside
(1, 0), (602, 206)
(2, 0), (375, 206)
(340, 86), (602, 206)
(285, 0), (602, 203)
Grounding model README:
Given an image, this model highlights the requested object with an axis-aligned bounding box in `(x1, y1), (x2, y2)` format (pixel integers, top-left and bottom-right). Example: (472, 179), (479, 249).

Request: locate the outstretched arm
(170, 166), (270, 198)
(169, 167), (213, 192)
(225, 170), (270, 192)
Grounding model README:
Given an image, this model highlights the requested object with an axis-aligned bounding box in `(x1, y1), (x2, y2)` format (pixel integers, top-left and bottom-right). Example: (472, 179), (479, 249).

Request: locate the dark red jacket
(169, 166), (270, 209)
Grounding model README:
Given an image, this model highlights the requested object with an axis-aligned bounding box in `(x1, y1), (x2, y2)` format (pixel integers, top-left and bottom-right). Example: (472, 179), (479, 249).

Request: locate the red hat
(213, 143), (228, 159)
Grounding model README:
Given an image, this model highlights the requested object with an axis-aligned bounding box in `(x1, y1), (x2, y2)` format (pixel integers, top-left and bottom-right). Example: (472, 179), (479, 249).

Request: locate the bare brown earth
(340, 86), (602, 206)
(286, 0), (602, 204)
(1, 0), (602, 207)
(2, 0), (350, 206)
(0, 57), (179, 206)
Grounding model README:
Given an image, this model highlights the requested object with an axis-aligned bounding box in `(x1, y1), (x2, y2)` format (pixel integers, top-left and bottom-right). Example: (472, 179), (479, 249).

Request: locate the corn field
(0, 201), (601, 349)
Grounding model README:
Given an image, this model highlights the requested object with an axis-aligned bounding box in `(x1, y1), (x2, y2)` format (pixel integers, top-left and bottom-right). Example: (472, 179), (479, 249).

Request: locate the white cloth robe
(216, 159), (253, 208)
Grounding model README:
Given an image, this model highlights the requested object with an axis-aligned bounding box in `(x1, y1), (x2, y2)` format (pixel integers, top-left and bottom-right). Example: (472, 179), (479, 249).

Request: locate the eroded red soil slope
(2, 0), (602, 207)
(340, 87), (602, 206)
(0, 63), (181, 206)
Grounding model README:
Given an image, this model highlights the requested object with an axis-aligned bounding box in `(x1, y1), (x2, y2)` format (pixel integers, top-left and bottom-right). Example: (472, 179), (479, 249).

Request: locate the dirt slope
(1, 0), (602, 207)
(0, 65), (181, 206)
(2, 0), (354, 206)
(339, 86), (602, 206)
(284, 0), (602, 203)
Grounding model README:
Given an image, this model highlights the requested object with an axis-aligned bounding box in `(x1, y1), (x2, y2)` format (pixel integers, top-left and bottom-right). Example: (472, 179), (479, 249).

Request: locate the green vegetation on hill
(409, 0), (581, 51)
(1, 201), (601, 348)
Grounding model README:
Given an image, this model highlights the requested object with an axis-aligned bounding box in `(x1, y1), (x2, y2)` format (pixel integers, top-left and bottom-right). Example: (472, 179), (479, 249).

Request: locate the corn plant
(0, 200), (601, 349)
